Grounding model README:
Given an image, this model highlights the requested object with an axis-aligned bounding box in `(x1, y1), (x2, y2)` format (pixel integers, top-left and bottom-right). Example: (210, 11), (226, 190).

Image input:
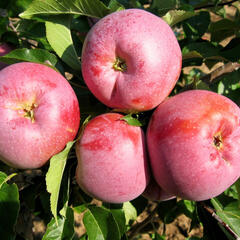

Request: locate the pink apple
(0, 42), (14, 70)
(75, 113), (149, 203)
(142, 177), (176, 202)
(0, 62), (80, 169)
(147, 90), (240, 201)
(81, 9), (182, 111)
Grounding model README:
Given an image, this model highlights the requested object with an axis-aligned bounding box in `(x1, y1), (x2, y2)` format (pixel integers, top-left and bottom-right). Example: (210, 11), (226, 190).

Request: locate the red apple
(0, 62), (80, 169)
(0, 42), (14, 70)
(147, 90), (240, 201)
(75, 113), (149, 203)
(81, 9), (182, 111)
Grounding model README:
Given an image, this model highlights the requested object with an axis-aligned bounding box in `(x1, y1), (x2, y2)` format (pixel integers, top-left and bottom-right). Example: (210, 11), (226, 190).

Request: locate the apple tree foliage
(0, 0), (240, 239)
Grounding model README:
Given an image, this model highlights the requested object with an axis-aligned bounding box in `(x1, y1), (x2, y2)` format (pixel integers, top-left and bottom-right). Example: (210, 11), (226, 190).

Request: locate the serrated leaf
(108, 0), (125, 12)
(83, 205), (123, 240)
(0, 48), (58, 67)
(211, 197), (240, 237)
(123, 202), (137, 225)
(121, 114), (142, 127)
(42, 207), (75, 240)
(162, 10), (196, 26)
(150, 0), (177, 16)
(19, 0), (110, 19)
(0, 171), (20, 240)
(46, 141), (75, 223)
(45, 15), (81, 71)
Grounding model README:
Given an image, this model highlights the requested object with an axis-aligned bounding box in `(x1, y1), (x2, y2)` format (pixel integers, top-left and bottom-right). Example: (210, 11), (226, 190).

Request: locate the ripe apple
(0, 62), (80, 169)
(81, 9), (182, 111)
(75, 113), (149, 203)
(142, 177), (176, 202)
(0, 42), (14, 70)
(147, 90), (240, 201)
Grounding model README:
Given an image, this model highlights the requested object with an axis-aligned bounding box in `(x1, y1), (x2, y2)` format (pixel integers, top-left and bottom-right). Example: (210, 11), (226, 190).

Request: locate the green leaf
(109, 208), (126, 236)
(150, 0), (178, 16)
(182, 11), (210, 40)
(209, 19), (240, 42)
(211, 196), (240, 237)
(45, 15), (81, 71)
(0, 171), (20, 240)
(42, 207), (75, 240)
(83, 205), (123, 240)
(0, 48), (58, 67)
(162, 10), (196, 26)
(182, 41), (224, 61)
(210, 69), (240, 103)
(108, 0), (125, 12)
(46, 141), (75, 223)
(121, 114), (142, 127)
(123, 201), (137, 225)
(19, 0), (110, 19)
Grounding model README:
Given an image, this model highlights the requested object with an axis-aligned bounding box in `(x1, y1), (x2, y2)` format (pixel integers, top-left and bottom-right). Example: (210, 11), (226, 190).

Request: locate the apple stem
(113, 57), (127, 72)
(23, 103), (37, 123)
(213, 133), (223, 150)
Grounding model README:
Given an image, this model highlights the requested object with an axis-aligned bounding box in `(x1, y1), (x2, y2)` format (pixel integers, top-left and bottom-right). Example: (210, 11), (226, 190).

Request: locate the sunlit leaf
(46, 141), (75, 223)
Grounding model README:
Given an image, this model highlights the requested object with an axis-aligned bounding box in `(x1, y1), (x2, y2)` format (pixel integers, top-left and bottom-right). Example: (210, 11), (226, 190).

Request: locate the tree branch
(199, 202), (240, 240)
(127, 203), (159, 240)
(194, 0), (239, 10)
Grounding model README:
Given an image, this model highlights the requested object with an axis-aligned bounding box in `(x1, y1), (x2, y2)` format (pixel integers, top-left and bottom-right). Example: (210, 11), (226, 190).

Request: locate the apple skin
(81, 9), (182, 111)
(0, 43), (14, 70)
(0, 62), (80, 169)
(142, 177), (176, 202)
(147, 90), (240, 201)
(75, 113), (149, 203)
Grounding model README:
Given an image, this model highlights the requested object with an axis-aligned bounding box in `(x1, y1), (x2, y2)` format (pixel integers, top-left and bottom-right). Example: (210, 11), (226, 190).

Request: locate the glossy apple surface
(0, 62), (80, 169)
(0, 43), (14, 70)
(75, 113), (149, 203)
(81, 9), (182, 111)
(147, 90), (240, 201)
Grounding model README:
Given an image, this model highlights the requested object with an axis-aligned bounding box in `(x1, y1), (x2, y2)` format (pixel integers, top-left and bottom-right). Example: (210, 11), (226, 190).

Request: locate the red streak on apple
(0, 62), (80, 169)
(81, 9), (182, 111)
(147, 90), (240, 201)
(75, 113), (149, 203)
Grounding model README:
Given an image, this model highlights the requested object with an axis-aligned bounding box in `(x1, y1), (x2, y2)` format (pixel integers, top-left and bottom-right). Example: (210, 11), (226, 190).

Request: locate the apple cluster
(1, 9), (240, 204)
(76, 9), (240, 203)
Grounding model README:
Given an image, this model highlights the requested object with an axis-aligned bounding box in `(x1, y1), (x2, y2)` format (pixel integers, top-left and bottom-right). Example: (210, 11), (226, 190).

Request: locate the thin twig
(127, 203), (159, 240)
(200, 202), (240, 240)
(194, 0), (239, 10)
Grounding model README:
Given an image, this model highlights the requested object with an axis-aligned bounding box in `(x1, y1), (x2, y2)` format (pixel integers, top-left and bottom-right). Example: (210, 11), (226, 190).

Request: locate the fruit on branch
(75, 113), (149, 203)
(0, 43), (14, 70)
(81, 9), (182, 111)
(147, 90), (240, 201)
(0, 62), (80, 169)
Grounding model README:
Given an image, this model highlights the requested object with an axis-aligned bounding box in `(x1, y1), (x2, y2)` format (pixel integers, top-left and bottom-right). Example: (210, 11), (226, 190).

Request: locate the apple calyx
(213, 132), (223, 150)
(113, 57), (127, 72)
(23, 103), (38, 123)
